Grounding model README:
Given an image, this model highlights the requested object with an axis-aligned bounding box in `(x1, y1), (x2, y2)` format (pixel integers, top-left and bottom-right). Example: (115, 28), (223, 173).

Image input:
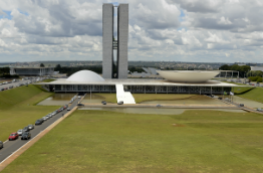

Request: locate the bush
(248, 76), (258, 81)
(257, 77), (262, 83)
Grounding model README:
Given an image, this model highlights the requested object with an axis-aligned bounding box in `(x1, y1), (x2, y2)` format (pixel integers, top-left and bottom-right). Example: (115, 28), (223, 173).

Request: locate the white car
(42, 116), (49, 121)
(17, 129), (23, 136)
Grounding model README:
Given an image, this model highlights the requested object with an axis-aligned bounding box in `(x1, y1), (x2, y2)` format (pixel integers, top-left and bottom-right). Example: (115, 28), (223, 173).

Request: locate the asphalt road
(0, 97), (80, 163)
(0, 79), (33, 91)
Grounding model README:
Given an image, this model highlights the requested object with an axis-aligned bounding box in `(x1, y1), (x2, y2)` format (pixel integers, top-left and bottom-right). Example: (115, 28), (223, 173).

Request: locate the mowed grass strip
(0, 85), (59, 141)
(133, 94), (196, 103)
(3, 110), (263, 173)
(83, 93), (117, 103)
(232, 86), (254, 95)
(238, 87), (263, 103)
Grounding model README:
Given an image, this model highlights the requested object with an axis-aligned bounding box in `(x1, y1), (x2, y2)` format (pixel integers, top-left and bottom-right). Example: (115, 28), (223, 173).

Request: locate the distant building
(10, 66), (54, 76)
(251, 66), (263, 72)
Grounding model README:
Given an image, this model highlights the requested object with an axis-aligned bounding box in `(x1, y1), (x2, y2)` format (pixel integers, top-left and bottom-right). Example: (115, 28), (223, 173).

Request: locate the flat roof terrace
(38, 79), (240, 87)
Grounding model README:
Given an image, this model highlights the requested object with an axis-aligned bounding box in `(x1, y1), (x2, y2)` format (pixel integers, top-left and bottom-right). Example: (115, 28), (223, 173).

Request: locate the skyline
(0, 0), (263, 63)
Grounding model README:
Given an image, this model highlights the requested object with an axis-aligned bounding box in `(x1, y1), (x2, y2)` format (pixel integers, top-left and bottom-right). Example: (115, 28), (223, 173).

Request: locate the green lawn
(83, 93), (117, 103)
(232, 86), (254, 94)
(42, 79), (55, 82)
(238, 87), (263, 103)
(0, 85), (59, 141)
(133, 94), (196, 103)
(4, 110), (263, 173)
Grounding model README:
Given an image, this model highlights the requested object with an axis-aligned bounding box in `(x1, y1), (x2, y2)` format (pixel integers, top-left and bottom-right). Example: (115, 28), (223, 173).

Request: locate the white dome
(67, 70), (105, 83)
(157, 70), (220, 83)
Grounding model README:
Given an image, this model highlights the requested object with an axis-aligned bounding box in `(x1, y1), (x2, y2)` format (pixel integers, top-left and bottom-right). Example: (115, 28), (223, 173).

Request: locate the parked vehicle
(17, 129), (23, 136)
(67, 108), (71, 111)
(9, 132), (19, 141)
(102, 101), (107, 105)
(42, 116), (49, 121)
(118, 101), (124, 105)
(28, 124), (34, 130)
(21, 132), (31, 140)
(257, 108), (263, 112)
(0, 141), (3, 149)
(35, 119), (44, 125)
(22, 126), (30, 133)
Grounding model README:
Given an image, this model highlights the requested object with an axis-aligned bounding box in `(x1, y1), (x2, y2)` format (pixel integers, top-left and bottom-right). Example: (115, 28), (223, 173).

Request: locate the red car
(9, 132), (19, 141)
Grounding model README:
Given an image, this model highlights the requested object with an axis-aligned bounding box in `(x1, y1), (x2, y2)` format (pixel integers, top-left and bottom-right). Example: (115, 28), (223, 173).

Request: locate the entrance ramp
(115, 84), (136, 104)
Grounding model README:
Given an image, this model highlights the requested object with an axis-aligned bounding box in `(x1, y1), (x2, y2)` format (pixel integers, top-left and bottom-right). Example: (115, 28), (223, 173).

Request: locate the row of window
(53, 85), (231, 94)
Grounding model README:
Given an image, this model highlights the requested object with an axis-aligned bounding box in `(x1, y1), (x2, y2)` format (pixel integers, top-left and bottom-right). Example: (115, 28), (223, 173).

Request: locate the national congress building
(102, 3), (129, 79)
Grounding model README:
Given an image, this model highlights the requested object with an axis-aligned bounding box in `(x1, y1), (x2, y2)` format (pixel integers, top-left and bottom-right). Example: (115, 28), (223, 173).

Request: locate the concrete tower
(102, 3), (129, 79)
(117, 4), (129, 79)
(102, 4), (114, 79)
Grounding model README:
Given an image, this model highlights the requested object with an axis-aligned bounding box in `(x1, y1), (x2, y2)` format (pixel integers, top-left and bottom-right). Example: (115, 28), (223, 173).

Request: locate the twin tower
(102, 3), (129, 79)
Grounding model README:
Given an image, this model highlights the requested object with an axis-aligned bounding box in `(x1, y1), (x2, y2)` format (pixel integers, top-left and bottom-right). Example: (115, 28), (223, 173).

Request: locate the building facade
(102, 3), (129, 79)
(10, 67), (54, 76)
(102, 4), (114, 79)
(117, 4), (129, 79)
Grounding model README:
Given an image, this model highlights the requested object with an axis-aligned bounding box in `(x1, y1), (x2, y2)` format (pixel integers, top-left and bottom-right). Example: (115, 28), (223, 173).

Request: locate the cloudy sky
(0, 0), (263, 63)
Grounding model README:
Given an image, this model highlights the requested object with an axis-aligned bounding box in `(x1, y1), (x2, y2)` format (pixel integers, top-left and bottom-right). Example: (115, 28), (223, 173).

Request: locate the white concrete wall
(116, 84), (136, 104)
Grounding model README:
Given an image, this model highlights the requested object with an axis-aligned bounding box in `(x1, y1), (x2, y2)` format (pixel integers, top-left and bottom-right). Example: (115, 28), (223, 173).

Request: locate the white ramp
(116, 84), (136, 104)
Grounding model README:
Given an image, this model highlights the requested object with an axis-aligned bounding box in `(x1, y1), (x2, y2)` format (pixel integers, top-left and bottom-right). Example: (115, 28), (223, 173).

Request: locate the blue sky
(0, 10), (12, 20)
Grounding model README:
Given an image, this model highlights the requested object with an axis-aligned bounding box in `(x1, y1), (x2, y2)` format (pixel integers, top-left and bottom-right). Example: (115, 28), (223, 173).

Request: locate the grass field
(82, 93), (117, 103)
(232, 86), (254, 94)
(238, 87), (263, 103)
(133, 94), (196, 103)
(0, 85), (59, 142)
(41, 79), (55, 82)
(4, 110), (263, 173)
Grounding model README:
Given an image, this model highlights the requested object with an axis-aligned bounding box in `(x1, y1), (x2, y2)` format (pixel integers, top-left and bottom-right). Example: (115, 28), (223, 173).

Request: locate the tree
(55, 64), (61, 71)
(219, 64), (230, 70)
(40, 63), (45, 67)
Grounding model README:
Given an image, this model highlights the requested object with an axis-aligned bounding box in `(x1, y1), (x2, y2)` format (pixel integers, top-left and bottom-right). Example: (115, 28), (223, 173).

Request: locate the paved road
(0, 79), (34, 91)
(0, 77), (49, 91)
(0, 97), (80, 163)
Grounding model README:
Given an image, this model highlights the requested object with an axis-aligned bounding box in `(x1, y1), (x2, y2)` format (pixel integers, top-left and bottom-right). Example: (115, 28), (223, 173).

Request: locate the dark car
(28, 124), (34, 130)
(77, 103), (84, 106)
(118, 101), (124, 105)
(102, 101), (107, 105)
(35, 119), (44, 125)
(9, 132), (19, 141)
(21, 132), (31, 140)
(0, 141), (3, 149)
(22, 126), (29, 133)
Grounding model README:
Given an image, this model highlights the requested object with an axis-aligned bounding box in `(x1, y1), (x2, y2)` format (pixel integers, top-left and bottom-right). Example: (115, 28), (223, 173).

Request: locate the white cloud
(0, 0), (262, 62)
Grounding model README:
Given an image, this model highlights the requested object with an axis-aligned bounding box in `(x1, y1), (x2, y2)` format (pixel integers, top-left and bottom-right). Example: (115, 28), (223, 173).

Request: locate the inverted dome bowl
(157, 70), (220, 83)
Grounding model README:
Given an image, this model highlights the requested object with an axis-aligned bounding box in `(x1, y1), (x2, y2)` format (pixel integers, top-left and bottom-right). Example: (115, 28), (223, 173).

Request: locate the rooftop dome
(66, 70), (105, 83)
